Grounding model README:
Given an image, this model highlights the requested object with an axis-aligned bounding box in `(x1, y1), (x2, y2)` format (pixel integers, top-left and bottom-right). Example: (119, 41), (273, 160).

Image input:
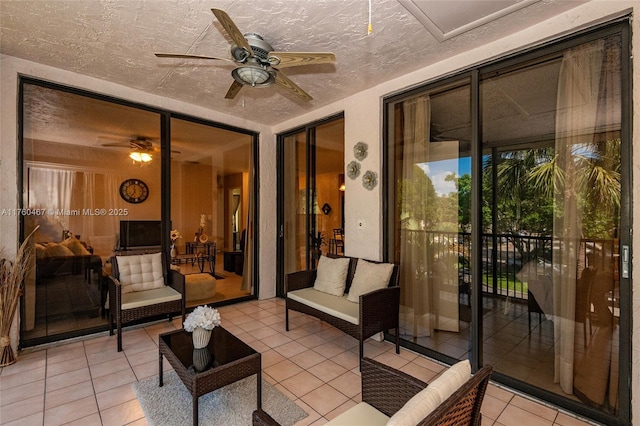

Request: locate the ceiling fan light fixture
(232, 61), (274, 87)
(129, 151), (152, 163)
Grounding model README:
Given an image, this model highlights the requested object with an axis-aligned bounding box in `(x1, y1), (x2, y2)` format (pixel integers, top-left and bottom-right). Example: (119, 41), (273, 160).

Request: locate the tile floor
(1, 298), (600, 426)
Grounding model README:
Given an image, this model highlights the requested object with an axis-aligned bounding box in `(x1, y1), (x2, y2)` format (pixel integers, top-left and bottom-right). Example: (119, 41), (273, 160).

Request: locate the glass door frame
(382, 19), (631, 425)
(276, 112), (344, 297)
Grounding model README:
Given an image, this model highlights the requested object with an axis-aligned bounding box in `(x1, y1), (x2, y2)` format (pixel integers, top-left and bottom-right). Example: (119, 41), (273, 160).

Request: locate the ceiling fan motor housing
(231, 33), (274, 65)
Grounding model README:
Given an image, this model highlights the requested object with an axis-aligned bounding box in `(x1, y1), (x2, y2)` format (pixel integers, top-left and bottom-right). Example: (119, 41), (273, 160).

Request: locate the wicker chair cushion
(347, 259), (395, 302)
(313, 255), (351, 296)
(386, 360), (471, 426)
(324, 402), (389, 426)
(287, 288), (359, 324)
(116, 252), (165, 293)
(121, 285), (182, 310)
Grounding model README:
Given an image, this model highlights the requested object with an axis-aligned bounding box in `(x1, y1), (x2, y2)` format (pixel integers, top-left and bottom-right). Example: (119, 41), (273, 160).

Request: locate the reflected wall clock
(119, 179), (149, 203)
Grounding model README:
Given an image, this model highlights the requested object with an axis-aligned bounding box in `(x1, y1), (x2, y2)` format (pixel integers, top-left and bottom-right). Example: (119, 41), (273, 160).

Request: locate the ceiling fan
(155, 8), (336, 101)
(99, 136), (181, 163)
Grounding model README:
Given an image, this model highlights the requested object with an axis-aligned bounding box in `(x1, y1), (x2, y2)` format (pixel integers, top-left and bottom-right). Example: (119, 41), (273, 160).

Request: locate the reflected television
(119, 220), (162, 249)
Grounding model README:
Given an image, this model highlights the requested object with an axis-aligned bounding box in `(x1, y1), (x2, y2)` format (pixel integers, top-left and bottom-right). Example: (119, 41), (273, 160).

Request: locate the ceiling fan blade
(225, 81), (244, 99)
(274, 71), (313, 101)
(155, 53), (233, 63)
(269, 52), (336, 68)
(100, 142), (131, 148)
(211, 8), (254, 56)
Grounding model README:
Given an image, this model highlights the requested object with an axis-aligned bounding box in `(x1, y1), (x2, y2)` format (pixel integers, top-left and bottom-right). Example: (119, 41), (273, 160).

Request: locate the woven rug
(133, 370), (307, 426)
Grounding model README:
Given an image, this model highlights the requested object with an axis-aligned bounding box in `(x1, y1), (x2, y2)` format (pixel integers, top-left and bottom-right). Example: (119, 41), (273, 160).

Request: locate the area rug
(132, 371), (308, 426)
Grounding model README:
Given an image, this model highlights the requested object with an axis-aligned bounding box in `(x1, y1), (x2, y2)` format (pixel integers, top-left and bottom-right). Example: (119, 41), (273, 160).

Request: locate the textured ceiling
(1, 0), (587, 127)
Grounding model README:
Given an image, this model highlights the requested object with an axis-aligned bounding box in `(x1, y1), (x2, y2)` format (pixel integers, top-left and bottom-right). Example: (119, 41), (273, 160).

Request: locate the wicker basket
(192, 327), (211, 349)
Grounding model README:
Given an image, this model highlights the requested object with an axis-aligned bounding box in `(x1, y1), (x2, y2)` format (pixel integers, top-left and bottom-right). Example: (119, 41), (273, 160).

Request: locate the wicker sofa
(253, 357), (493, 426)
(107, 252), (185, 351)
(285, 255), (400, 364)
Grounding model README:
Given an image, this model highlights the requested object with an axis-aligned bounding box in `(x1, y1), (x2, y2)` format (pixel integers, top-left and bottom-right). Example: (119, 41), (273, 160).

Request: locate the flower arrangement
(184, 305), (221, 332)
(170, 229), (182, 243)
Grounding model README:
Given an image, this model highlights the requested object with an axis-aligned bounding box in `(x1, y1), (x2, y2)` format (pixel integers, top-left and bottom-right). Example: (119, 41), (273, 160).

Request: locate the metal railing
(401, 229), (617, 301)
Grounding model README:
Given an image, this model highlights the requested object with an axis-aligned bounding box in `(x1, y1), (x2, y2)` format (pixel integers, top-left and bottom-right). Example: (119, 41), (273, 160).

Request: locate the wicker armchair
(253, 357), (492, 426)
(107, 252), (185, 351)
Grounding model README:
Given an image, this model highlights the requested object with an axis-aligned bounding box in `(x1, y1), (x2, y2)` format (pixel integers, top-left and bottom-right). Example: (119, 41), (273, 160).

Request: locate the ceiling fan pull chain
(368, 0), (373, 35)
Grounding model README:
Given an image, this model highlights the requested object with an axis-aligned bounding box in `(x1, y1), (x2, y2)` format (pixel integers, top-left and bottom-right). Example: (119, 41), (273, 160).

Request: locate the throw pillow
(346, 259), (394, 302)
(386, 385), (442, 426)
(45, 242), (75, 257)
(61, 237), (91, 256)
(386, 360), (471, 426)
(424, 359), (471, 401)
(313, 255), (350, 296)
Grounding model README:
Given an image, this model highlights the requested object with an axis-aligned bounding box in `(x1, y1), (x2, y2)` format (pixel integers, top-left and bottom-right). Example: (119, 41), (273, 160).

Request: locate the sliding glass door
(384, 23), (629, 424)
(277, 115), (344, 295)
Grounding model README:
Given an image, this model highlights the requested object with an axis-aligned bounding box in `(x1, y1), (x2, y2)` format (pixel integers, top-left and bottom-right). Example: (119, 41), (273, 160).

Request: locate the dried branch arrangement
(0, 227), (38, 366)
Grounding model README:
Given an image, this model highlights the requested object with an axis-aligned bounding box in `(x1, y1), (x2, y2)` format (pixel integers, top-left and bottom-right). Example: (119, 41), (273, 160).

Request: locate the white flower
(184, 305), (221, 332)
(170, 229), (182, 242)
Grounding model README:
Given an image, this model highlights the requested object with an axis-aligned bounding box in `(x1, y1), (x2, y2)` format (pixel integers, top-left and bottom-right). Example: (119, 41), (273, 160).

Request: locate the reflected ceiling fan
(99, 136), (181, 163)
(155, 8), (336, 101)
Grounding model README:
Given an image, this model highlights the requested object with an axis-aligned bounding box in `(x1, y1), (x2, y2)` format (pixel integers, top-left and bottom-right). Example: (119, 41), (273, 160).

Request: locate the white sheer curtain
(28, 167), (77, 232)
(81, 172), (96, 240)
(553, 39), (604, 394)
(105, 173), (128, 241)
(399, 95), (432, 337)
(241, 145), (255, 293)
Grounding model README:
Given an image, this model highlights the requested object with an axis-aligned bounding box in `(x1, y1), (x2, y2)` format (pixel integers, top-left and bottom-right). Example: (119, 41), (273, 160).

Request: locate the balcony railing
(402, 229), (616, 301)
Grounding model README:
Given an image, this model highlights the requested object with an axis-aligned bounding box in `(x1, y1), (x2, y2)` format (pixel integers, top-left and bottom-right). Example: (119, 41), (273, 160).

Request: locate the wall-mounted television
(119, 220), (162, 249)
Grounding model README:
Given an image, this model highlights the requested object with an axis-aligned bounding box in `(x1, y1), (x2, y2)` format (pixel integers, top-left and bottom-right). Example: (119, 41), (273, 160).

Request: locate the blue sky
(418, 156), (471, 196)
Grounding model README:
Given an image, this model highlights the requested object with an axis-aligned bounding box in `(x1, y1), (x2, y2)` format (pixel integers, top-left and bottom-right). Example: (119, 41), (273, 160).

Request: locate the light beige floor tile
(1, 411), (43, 426)
(329, 350), (360, 371)
(261, 349), (286, 368)
(481, 393), (510, 422)
(308, 359), (348, 383)
(95, 382), (138, 411)
(281, 370), (325, 398)
(511, 395), (558, 421)
(126, 347), (158, 367)
(45, 380), (94, 410)
(327, 371), (361, 398)
(264, 359), (304, 382)
(0, 378), (44, 407)
(0, 366), (46, 389)
(261, 332), (294, 349)
(0, 394), (43, 424)
(497, 404), (555, 426)
(47, 356), (89, 378)
(300, 383), (349, 416)
(92, 368), (137, 394)
(274, 341), (308, 358)
(289, 349), (327, 370)
(46, 367), (92, 393)
(100, 399), (145, 425)
(324, 399), (358, 421)
(89, 356), (132, 379)
(64, 412), (103, 426)
(43, 395), (98, 426)
(311, 342), (346, 359)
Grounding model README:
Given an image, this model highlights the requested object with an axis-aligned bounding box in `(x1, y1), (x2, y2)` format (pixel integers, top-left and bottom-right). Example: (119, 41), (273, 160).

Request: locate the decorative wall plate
(347, 160), (361, 179)
(362, 170), (378, 190)
(354, 141), (368, 161)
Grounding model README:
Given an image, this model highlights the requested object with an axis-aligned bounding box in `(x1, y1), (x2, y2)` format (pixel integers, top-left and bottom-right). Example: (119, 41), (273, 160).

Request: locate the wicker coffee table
(158, 327), (261, 426)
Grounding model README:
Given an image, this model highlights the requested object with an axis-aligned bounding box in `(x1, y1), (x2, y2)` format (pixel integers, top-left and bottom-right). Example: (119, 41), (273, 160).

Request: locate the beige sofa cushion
(313, 255), (350, 296)
(386, 359), (471, 426)
(325, 402), (389, 426)
(288, 287), (359, 324)
(45, 242), (74, 257)
(116, 252), (165, 293)
(347, 260), (394, 302)
(61, 237), (91, 256)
